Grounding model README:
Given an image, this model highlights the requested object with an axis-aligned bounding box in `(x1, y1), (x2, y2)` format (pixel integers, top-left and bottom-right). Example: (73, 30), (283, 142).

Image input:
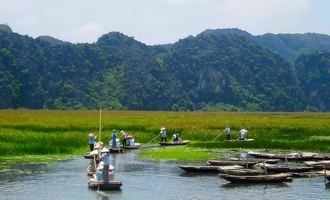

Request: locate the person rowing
(160, 127), (167, 142)
(88, 133), (96, 152)
(120, 130), (127, 147)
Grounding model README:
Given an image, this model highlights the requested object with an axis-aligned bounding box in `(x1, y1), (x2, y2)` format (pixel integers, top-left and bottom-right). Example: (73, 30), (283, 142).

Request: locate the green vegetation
(139, 147), (218, 161)
(0, 110), (330, 162)
(1, 25), (330, 111)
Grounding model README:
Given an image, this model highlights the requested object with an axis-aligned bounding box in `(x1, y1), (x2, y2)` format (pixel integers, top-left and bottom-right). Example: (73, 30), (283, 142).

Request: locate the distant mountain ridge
(1, 25), (330, 111)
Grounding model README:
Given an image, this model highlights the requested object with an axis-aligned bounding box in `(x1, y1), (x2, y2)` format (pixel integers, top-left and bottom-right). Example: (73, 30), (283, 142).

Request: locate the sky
(0, 0), (329, 45)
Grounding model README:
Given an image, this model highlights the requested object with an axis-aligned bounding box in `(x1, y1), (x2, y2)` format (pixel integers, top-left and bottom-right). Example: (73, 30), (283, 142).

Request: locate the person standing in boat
(120, 130), (127, 147)
(160, 127), (167, 142)
(111, 130), (117, 148)
(223, 126), (231, 140)
(88, 133), (96, 152)
(100, 148), (110, 183)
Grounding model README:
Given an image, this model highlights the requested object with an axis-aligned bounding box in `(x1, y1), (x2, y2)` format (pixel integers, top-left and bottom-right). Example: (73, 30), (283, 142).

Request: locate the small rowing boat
(88, 179), (122, 190)
(178, 165), (219, 173)
(229, 158), (280, 164)
(159, 140), (190, 146)
(256, 163), (313, 173)
(304, 160), (330, 170)
(247, 151), (318, 161)
(123, 143), (141, 149)
(219, 168), (264, 176)
(226, 139), (255, 142)
(219, 173), (292, 184)
(217, 165), (244, 173)
(108, 147), (124, 153)
(206, 160), (257, 167)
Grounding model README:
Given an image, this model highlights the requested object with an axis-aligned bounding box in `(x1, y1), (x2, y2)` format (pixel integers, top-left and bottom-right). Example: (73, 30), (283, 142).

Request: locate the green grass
(0, 110), (330, 160)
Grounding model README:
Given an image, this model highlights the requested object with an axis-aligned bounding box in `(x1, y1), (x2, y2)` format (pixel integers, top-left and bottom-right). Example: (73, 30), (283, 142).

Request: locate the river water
(0, 150), (329, 200)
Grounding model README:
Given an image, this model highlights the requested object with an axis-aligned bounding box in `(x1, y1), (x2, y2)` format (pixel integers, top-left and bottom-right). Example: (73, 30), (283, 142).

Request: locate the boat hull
(159, 140), (190, 146)
(88, 180), (122, 190)
(220, 173), (293, 184)
(108, 148), (124, 153)
(178, 165), (219, 173)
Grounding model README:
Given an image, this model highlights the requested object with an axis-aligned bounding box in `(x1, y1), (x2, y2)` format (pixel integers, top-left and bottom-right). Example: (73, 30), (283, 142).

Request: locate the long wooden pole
(147, 134), (160, 144)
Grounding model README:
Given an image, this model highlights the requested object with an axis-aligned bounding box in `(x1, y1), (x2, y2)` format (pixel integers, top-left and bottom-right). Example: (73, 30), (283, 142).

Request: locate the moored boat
(256, 163), (313, 173)
(178, 165), (219, 173)
(219, 173), (293, 184)
(88, 179), (122, 190)
(159, 140), (190, 146)
(219, 168), (264, 176)
(247, 151), (318, 161)
(217, 165), (244, 173)
(229, 158), (280, 164)
(206, 160), (257, 167)
(304, 160), (330, 170)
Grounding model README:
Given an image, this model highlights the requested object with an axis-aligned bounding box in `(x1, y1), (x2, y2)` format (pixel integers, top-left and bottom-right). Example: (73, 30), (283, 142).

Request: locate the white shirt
(160, 130), (167, 137)
(101, 152), (110, 165)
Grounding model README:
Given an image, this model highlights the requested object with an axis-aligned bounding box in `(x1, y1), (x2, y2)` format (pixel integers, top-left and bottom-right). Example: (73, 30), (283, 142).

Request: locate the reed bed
(0, 110), (329, 156)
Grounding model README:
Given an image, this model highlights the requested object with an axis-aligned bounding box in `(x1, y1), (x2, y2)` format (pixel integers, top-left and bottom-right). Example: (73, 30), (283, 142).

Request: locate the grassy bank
(0, 110), (330, 159)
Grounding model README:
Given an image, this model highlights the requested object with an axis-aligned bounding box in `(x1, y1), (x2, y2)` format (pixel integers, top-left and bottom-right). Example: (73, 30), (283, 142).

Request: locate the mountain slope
(1, 26), (330, 111)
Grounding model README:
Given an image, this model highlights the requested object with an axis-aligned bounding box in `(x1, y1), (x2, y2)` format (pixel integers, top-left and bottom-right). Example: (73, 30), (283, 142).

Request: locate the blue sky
(0, 0), (329, 45)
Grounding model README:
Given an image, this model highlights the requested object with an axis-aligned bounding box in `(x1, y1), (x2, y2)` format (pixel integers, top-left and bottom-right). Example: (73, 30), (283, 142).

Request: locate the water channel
(0, 150), (329, 200)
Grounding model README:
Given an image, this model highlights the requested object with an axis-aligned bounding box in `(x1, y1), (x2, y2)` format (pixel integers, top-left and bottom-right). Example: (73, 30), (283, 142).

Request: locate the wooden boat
(219, 168), (264, 176)
(229, 158), (280, 164)
(108, 147), (124, 153)
(256, 163), (313, 173)
(247, 151), (318, 161)
(217, 165), (244, 173)
(226, 139), (255, 142)
(304, 161), (330, 170)
(159, 140), (190, 146)
(219, 173), (292, 184)
(178, 165), (219, 173)
(88, 179), (122, 190)
(206, 160), (257, 167)
(123, 143), (141, 149)
(84, 149), (100, 159)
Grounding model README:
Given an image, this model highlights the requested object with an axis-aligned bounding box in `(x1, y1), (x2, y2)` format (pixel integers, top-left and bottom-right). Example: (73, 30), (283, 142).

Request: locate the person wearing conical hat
(100, 148), (110, 183)
(160, 127), (167, 143)
(239, 129), (248, 140)
(120, 130), (127, 147)
(111, 130), (117, 148)
(88, 133), (96, 152)
(224, 126), (231, 141)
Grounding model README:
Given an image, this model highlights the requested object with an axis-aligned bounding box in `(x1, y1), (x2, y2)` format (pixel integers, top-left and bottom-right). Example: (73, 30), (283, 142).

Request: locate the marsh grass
(138, 146), (218, 161)
(0, 110), (330, 158)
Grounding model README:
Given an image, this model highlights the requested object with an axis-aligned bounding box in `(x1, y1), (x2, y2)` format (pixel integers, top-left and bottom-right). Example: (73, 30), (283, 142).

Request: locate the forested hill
(1, 25), (330, 111)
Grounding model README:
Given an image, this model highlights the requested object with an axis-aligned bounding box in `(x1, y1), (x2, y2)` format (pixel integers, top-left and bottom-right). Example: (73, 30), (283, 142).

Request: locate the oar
(147, 134), (160, 144)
